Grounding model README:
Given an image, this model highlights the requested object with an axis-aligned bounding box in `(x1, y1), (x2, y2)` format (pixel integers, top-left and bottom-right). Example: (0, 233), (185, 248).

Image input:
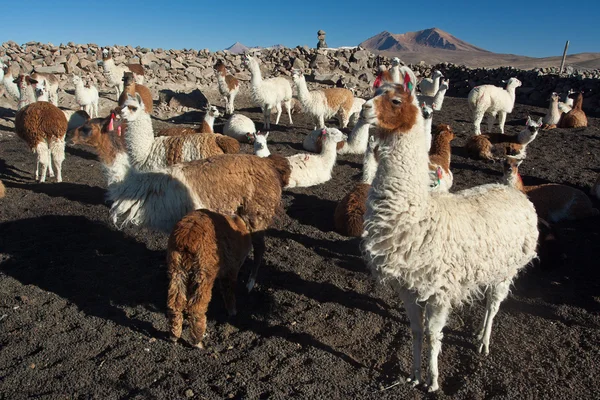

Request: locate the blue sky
(3, 1), (598, 58)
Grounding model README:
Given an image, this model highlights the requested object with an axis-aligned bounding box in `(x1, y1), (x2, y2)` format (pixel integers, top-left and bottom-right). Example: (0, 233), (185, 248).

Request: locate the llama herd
(1, 49), (600, 394)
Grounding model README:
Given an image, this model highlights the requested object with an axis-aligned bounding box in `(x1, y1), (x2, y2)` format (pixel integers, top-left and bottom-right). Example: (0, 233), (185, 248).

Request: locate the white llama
(361, 82), (538, 392)
(72, 75), (99, 118)
(468, 78), (522, 135)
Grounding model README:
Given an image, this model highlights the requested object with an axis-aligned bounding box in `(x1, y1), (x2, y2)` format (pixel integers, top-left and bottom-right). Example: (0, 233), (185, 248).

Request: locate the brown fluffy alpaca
(118, 72), (153, 113)
(429, 124), (455, 174)
(503, 157), (599, 223)
(558, 92), (587, 128)
(167, 209), (252, 348)
(334, 183), (370, 237)
(109, 153), (291, 291)
(15, 102), (68, 182)
(0, 180), (5, 198)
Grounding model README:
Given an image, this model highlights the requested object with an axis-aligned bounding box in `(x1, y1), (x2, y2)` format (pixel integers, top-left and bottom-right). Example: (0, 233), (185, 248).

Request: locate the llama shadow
(273, 141), (304, 152)
(66, 144), (100, 161)
(0, 215), (165, 336)
(450, 161), (502, 177)
(0, 106), (16, 120)
(285, 191), (338, 232)
(4, 180), (107, 206)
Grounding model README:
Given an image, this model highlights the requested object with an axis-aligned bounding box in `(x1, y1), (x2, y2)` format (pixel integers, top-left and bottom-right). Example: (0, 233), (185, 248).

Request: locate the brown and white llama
(101, 49), (145, 100)
(428, 124), (455, 192)
(167, 209), (252, 348)
(502, 157), (599, 223)
(558, 92), (587, 128)
(214, 60), (240, 114)
(118, 72), (153, 113)
(361, 81), (538, 392)
(15, 101), (68, 182)
(466, 116), (542, 160)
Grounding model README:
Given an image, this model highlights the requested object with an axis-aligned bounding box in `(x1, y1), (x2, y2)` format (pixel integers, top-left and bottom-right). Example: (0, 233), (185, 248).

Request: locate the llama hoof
(246, 278), (256, 293)
(193, 342), (204, 349)
(477, 342), (489, 355)
(406, 377), (420, 387)
(427, 383), (439, 393)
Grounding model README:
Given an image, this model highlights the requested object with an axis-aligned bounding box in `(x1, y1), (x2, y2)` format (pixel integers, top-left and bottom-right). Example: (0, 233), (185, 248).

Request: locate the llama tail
(107, 167), (198, 233)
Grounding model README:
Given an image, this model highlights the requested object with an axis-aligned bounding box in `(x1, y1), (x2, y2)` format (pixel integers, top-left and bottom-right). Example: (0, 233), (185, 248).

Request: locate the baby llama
(1, 64), (20, 101)
(69, 112), (129, 185)
(292, 69), (354, 129)
(243, 54), (293, 130)
(252, 132), (270, 157)
(72, 75), (99, 118)
(558, 92), (587, 128)
(418, 70), (444, 97)
(30, 70), (59, 106)
(303, 127), (347, 153)
(542, 92), (562, 129)
(120, 94), (239, 171)
(158, 105), (221, 136)
(118, 72), (153, 113)
(108, 153), (291, 291)
(466, 116), (542, 160)
(214, 60), (240, 114)
(361, 82), (538, 392)
(101, 49), (145, 100)
(285, 128), (345, 189)
(223, 114), (256, 143)
(167, 209), (252, 348)
(334, 136), (379, 237)
(15, 101), (68, 182)
(468, 78), (522, 135)
(503, 157), (598, 223)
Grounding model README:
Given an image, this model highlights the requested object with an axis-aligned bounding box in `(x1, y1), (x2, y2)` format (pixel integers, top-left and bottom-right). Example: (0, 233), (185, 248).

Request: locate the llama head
(34, 80), (48, 101)
(526, 115), (543, 131)
(102, 48), (111, 60)
(2, 64), (9, 76)
(502, 156), (522, 179)
(241, 54), (255, 68)
(391, 57), (403, 67)
(321, 127), (345, 145)
(439, 79), (450, 91)
(122, 72), (135, 86)
(550, 92), (560, 102)
(432, 70), (444, 79)
(207, 105), (221, 118)
(505, 77), (522, 89)
(421, 103), (433, 120)
(120, 93), (145, 122)
(433, 124), (455, 141)
(213, 60), (226, 73)
(253, 131), (270, 157)
(70, 117), (102, 146)
(361, 83), (419, 137)
(72, 75), (84, 86)
(291, 68), (304, 82)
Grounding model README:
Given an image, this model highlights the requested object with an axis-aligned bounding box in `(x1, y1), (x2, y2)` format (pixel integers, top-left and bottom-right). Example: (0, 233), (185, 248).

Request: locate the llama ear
(27, 77), (38, 85)
(135, 93), (143, 106)
(264, 132), (269, 140)
(537, 117), (543, 126)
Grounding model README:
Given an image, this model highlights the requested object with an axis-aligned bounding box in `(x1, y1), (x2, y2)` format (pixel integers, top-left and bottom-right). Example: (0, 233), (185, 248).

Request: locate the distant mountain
(360, 28), (489, 53)
(224, 42), (286, 54)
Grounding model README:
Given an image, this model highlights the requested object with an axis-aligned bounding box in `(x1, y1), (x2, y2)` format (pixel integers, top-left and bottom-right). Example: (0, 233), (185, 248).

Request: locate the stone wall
(2, 41), (599, 115)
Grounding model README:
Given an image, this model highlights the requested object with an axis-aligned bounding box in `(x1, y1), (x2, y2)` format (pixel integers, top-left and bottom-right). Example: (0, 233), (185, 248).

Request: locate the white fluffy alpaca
(252, 132), (270, 157)
(421, 103), (434, 152)
(285, 128), (345, 189)
(418, 70), (444, 96)
(361, 82), (538, 392)
(303, 127), (346, 153)
(292, 69), (354, 129)
(243, 54), (293, 130)
(72, 75), (99, 118)
(223, 114), (257, 143)
(337, 119), (371, 155)
(1, 63), (20, 101)
(468, 77), (522, 135)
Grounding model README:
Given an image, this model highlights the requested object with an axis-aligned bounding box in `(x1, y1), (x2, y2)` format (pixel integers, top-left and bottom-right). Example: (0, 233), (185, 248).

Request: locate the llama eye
(392, 99), (402, 105)
(128, 106), (137, 111)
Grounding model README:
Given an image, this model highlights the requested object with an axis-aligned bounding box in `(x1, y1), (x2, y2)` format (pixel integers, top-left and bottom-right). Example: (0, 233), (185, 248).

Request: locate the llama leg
(49, 137), (66, 182)
(263, 106), (271, 130)
(246, 232), (265, 292)
(425, 302), (450, 392)
(397, 288), (424, 386)
(338, 109), (350, 129)
(486, 113), (496, 133)
(478, 279), (511, 355)
(473, 111), (484, 135)
(476, 287), (491, 341)
(35, 142), (50, 183)
(285, 99), (293, 125)
(274, 103), (283, 125)
(318, 115), (326, 129)
(498, 112), (507, 134)
(167, 268), (187, 342)
(188, 267), (217, 349)
(219, 269), (240, 317)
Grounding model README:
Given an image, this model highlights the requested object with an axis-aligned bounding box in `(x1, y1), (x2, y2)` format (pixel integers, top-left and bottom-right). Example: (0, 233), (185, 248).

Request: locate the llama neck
(573, 94), (583, 110)
(36, 91), (49, 102)
(548, 100), (559, 119)
(295, 78), (311, 102)
(18, 85), (36, 109)
(370, 117), (430, 220)
(432, 76), (441, 93)
(517, 128), (537, 145)
(506, 86), (517, 101)
(423, 117), (433, 151)
(503, 171), (525, 192)
(249, 61), (263, 86)
(390, 65), (400, 83)
(362, 146), (378, 184)
(432, 87), (447, 109)
(124, 113), (154, 167)
(202, 116), (214, 133)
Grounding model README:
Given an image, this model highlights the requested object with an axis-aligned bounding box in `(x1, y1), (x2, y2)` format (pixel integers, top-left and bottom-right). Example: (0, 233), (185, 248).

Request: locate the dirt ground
(1, 87), (600, 400)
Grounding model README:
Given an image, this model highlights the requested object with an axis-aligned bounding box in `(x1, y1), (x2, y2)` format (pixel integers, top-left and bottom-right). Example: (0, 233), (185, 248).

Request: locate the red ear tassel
(373, 74), (382, 89)
(108, 113), (115, 131)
